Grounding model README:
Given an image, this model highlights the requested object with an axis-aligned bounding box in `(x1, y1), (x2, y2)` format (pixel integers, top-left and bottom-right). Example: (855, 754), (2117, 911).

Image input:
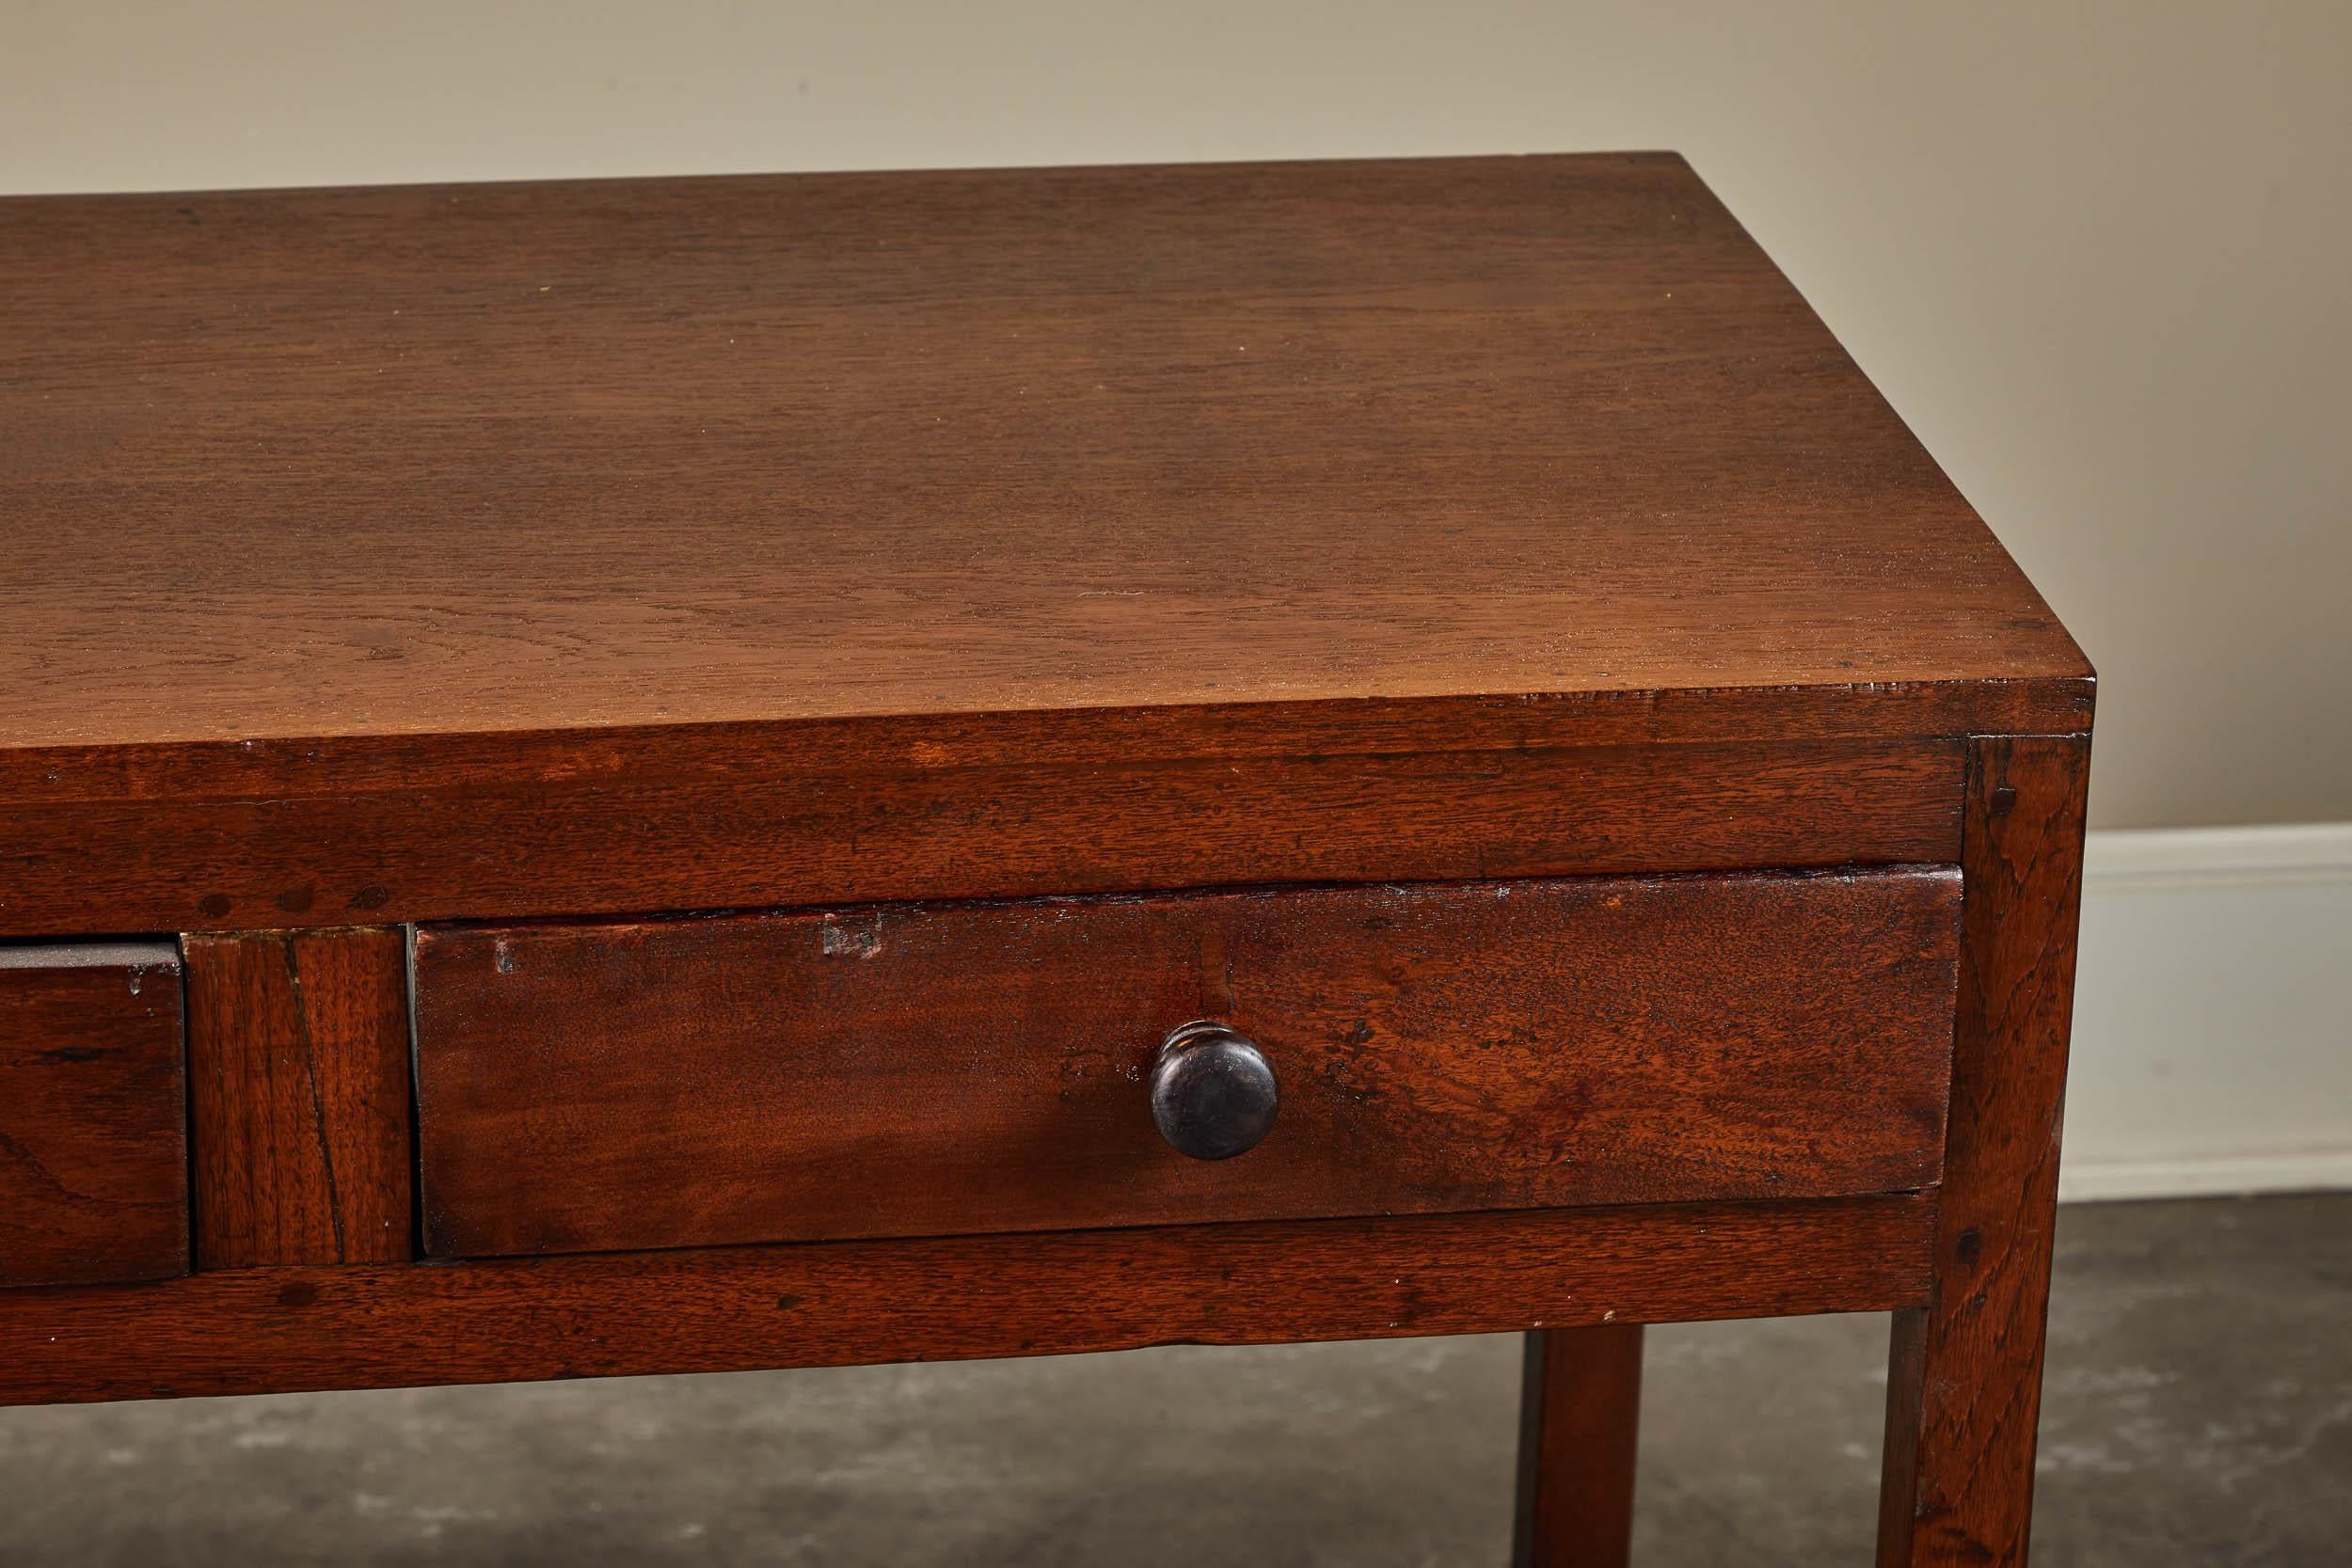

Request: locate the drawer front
(0, 943), (189, 1288)
(414, 870), (1960, 1260)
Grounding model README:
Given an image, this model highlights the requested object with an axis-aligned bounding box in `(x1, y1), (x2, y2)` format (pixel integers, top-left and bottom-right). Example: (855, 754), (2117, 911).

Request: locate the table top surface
(1, 152), (2087, 758)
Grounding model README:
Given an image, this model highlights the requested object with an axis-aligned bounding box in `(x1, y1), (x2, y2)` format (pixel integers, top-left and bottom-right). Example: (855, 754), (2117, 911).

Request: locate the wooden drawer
(0, 943), (189, 1288)
(413, 870), (1960, 1259)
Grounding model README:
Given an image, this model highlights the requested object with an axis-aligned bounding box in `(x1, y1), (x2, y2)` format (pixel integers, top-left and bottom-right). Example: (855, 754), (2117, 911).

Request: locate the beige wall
(7, 1), (2346, 830)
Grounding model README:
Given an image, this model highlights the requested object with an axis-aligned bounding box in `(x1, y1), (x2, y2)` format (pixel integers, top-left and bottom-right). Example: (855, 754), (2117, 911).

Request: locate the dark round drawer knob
(1150, 1022), (1279, 1161)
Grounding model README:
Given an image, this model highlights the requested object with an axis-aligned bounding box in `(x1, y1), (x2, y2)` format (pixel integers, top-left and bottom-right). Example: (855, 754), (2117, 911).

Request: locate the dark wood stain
(0, 154), (2095, 1559)
(0, 733), (1968, 937)
(0, 1193), (1933, 1408)
(413, 871), (1961, 1259)
(0, 153), (2086, 935)
(183, 929), (414, 1268)
(0, 945), (188, 1289)
(1877, 736), (2090, 1567)
(1515, 1324), (1645, 1567)
(0, 155), (2085, 759)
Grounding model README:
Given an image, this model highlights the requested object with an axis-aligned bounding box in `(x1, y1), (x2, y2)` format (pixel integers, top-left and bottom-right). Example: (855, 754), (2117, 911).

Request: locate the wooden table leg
(1877, 736), (2090, 1567)
(1513, 1323), (1644, 1567)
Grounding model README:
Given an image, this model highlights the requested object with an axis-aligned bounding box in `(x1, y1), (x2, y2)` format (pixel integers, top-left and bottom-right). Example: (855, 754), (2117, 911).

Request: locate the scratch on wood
(820, 914), (885, 959)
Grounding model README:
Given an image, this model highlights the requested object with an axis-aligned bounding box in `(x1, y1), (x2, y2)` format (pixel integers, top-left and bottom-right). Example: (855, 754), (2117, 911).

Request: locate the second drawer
(412, 869), (1960, 1259)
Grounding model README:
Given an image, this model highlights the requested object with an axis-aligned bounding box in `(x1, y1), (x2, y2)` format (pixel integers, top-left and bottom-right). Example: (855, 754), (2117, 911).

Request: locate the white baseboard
(2058, 821), (2352, 1203)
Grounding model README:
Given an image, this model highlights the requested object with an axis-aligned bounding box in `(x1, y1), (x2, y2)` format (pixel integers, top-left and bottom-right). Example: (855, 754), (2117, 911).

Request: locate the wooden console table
(0, 153), (2091, 1564)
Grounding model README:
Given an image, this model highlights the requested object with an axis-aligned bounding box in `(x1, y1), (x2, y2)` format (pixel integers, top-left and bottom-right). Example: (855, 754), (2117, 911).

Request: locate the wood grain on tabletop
(0, 152), (2089, 773)
(413, 869), (1961, 1259)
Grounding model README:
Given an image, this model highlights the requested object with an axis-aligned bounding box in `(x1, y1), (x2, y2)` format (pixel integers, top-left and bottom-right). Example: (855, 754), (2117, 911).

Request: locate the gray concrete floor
(2, 1193), (2345, 1565)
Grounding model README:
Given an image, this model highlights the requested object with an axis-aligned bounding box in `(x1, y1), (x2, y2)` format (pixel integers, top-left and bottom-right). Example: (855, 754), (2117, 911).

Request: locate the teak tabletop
(2, 153), (2085, 750)
(0, 154), (2090, 1567)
